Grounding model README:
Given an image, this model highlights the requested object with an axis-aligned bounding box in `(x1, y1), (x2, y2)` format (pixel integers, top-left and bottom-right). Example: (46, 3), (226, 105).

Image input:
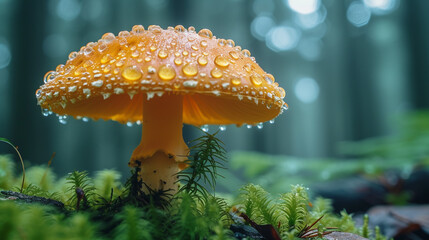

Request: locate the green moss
(0, 133), (387, 239)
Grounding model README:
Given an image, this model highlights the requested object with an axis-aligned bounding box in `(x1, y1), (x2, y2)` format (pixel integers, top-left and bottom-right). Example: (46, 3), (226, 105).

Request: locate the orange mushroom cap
(36, 25), (287, 126)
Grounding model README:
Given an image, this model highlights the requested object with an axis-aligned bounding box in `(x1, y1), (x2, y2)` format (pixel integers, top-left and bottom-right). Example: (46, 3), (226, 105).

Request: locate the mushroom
(36, 25), (287, 194)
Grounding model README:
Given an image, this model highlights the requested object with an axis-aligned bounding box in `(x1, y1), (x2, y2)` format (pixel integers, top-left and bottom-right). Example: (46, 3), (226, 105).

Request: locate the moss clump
(0, 133), (385, 239)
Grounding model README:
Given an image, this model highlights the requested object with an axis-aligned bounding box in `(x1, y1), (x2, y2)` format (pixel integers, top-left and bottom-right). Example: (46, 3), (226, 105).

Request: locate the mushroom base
(134, 150), (182, 194)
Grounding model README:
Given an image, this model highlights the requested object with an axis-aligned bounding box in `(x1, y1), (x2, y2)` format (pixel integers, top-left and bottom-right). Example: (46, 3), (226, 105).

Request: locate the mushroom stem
(129, 93), (189, 194)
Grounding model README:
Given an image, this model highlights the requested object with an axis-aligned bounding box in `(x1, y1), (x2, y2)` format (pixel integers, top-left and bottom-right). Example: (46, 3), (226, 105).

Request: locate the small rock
(324, 232), (368, 240)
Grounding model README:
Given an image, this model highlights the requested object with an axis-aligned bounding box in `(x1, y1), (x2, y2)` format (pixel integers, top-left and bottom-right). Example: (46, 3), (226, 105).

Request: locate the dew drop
(158, 50), (168, 59)
(182, 63), (198, 77)
(83, 47), (94, 56)
(231, 78), (241, 86)
(102, 33), (115, 43)
(269, 119), (275, 124)
(218, 39), (227, 46)
(264, 74), (275, 84)
(198, 29), (213, 38)
(182, 50), (189, 56)
(201, 124), (209, 132)
(82, 117), (89, 122)
(68, 51), (78, 61)
(103, 65), (111, 73)
(200, 40), (208, 47)
(250, 75), (263, 87)
(174, 25), (186, 32)
(226, 39), (235, 47)
(147, 66), (156, 74)
(55, 64), (65, 73)
(214, 55), (230, 67)
(118, 31), (130, 38)
(74, 67), (86, 76)
(148, 25), (162, 33)
(246, 124), (252, 129)
(257, 122), (263, 129)
(83, 60), (93, 68)
(145, 56), (151, 62)
(197, 56), (208, 66)
(229, 51), (239, 60)
(150, 46), (157, 52)
(210, 68), (223, 78)
(282, 103), (289, 111)
(41, 108), (51, 117)
(126, 121), (133, 127)
(278, 87), (286, 98)
(174, 57), (183, 65)
(122, 65), (142, 81)
(43, 71), (57, 83)
(131, 51), (140, 58)
(191, 45), (199, 51)
(116, 60), (124, 67)
(100, 54), (112, 64)
(242, 49), (251, 57)
(132, 25), (145, 33)
(98, 43), (107, 52)
(58, 115), (68, 125)
(158, 64), (176, 81)
(219, 125), (227, 131)
(188, 26), (196, 32)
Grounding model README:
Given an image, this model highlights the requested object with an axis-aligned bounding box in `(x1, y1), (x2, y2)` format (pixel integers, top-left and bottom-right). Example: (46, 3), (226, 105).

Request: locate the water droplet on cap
(174, 58), (183, 65)
(118, 31), (130, 38)
(198, 56), (208, 66)
(182, 63), (198, 77)
(98, 43), (107, 52)
(229, 51), (239, 60)
(132, 25), (145, 34)
(250, 74), (263, 86)
(226, 39), (235, 47)
(198, 29), (213, 38)
(174, 25), (186, 32)
(219, 125), (227, 131)
(158, 50), (168, 59)
(158, 65), (176, 81)
(231, 78), (241, 86)
(210, 68), (223, 78)
(83, 47), (93, 56)
(68, 51), (78, 61)
(102, 33), (115, 43)
(257, 123), (263, 129)
(44, 71), (57, 83)
(58, 115), (68, 125)
(214, 55), (230, 67)
(122, 66), (142, 81)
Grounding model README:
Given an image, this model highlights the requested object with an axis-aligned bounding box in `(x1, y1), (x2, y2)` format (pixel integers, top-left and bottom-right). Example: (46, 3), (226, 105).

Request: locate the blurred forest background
(0, 0), (428, 191)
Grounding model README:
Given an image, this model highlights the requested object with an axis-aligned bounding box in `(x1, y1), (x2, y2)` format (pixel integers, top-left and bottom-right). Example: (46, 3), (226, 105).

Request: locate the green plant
(178, 131), (227, 198)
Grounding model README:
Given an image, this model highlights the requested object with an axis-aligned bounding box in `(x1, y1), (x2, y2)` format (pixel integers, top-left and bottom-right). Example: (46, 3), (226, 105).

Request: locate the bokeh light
(56, 0), (81, 21)
(286, 0), (320, 15)
(294, 77), (320, 103)
(347, 1), (372, 27)
(266, 25), (301, 52)
(364, 0), (399, 15)
(251, 14), (275, 41)
(0, 42), (11, 69)
(294, 5), (327, 29)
